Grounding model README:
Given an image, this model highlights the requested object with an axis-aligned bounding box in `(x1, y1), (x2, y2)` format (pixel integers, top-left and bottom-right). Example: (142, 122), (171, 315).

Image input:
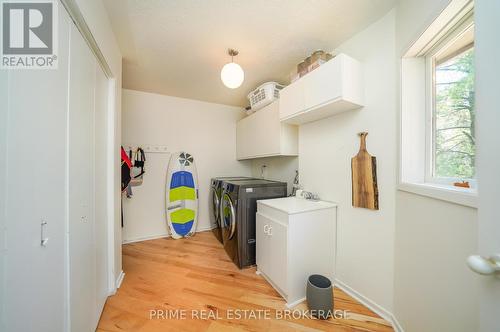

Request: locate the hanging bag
(130, 147), (146, 186)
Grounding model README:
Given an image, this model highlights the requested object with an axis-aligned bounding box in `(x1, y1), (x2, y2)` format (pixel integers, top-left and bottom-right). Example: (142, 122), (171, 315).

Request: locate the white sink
(257, 196), (337, 215)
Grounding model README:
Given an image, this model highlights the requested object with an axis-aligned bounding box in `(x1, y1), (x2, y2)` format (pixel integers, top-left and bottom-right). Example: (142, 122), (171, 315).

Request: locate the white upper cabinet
(280, 53), (364, 124)
(237, 101), (298, 160)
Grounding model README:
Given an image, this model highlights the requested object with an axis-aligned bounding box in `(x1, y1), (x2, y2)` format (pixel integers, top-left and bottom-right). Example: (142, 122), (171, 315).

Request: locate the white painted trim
(59, 0), (113, 78)
(106, 78), (117, 295)
(122, 225), (215, 244)
(334, 278), (404, 332)
(122, 233), (169, 244)
(402, 0), (473, 57)
(64, 27), (71, 329)
(107, 270), (124, 296)
(286, 297), (306, 309)
(115, 270), (125, 289)
(397, 182), (477, 208)
(391, 314), (405, 332)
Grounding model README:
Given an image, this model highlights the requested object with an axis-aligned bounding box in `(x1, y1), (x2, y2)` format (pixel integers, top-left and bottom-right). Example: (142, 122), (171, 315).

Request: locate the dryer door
(221, 193), (236, 241)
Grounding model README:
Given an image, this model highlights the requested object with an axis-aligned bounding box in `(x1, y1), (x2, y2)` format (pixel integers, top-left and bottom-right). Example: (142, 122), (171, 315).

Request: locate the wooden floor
(97, 231), (393, 332)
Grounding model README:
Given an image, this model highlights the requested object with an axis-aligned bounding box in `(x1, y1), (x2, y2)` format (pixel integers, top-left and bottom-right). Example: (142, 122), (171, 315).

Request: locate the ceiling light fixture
(221, 49), (244, 89)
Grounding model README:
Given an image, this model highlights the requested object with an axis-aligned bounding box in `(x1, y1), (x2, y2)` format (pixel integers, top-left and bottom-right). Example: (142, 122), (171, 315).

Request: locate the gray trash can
(306, 274), (333, 319)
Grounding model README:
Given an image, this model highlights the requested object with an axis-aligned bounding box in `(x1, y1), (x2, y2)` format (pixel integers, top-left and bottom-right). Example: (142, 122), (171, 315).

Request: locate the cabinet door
(256, 213), (288, 294)
(2, 10), (71, 332)
(303, 56), (342, 110)
(279, 78), (305, 120)
(68, 22), (98, 332)
(236, 102), (281, 159)
(267, 218), (288, 293)
(256, 212), (269, 274)
(252, 102), (281, 156)
(94, 63), (110, 323)
(236, 112), (254, 159)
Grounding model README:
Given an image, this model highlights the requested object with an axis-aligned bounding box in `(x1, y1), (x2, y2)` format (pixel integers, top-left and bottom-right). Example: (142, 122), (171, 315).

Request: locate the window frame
(424, 13), (475, 187)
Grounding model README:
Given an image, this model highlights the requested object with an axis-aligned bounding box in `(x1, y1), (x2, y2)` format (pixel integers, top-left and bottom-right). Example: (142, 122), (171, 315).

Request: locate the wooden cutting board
(351, 132), (379, 210)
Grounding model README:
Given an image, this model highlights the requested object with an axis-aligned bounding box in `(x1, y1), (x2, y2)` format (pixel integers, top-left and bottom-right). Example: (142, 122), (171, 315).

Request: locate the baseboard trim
(334, 278), (404, 332)
(122, 233), (169, 244)
(115, 270), (125, 289)
(391, 313), (405, 332)
(122, 226), (215, 244)
(286, 297), (306, 309)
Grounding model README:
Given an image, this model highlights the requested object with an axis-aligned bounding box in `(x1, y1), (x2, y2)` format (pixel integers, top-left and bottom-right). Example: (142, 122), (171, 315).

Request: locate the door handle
(40, 220), (48, 247)
(467, 254), (500, 275)
(263, 224), (273, 236)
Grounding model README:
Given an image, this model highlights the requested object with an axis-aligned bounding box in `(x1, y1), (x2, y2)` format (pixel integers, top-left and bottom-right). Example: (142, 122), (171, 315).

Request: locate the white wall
(121, 89), (252, 242)
(74, 0), (123, 286)
(299, 10), (397, 312)
(251, 157), (298, 194)
(394, 1), (479, 331)
(395, 192), (478, 332)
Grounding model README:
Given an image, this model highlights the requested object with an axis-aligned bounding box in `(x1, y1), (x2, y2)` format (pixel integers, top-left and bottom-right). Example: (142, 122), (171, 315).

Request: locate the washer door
(221, 193), (236, 240)
(211, 187), (221, 225)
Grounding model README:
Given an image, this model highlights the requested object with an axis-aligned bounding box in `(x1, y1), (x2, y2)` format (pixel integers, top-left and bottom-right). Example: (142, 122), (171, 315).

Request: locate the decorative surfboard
(166, 152), (199, 239)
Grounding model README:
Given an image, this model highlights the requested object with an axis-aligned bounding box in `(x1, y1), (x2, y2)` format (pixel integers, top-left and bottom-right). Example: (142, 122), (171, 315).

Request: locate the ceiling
(103, 0), (396, 107)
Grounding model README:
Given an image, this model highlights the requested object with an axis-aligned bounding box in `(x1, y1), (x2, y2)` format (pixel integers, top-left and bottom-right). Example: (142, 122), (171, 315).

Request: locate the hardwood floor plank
(98, 231), (393, 331)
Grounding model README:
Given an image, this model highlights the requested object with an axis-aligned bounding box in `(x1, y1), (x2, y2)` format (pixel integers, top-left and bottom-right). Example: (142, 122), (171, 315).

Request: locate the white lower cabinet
(256, 197), (337, 307)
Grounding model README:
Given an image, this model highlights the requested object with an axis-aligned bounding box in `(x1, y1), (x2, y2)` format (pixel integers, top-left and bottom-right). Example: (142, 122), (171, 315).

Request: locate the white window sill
(397, 182), (478, 208)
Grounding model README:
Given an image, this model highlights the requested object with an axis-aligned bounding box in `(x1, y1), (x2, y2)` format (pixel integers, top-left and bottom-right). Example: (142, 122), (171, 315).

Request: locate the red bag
(121, 146), (132, 192)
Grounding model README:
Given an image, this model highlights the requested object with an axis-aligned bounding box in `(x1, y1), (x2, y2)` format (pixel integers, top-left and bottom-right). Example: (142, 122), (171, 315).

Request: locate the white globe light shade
(220, 62), (244, 89)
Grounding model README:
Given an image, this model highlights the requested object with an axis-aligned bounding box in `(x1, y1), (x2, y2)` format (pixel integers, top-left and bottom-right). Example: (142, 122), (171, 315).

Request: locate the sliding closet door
(0, 60), (6, 332)
(2, 10), (71, 332)
(94, 64), (110, 322)
(68, 23), (97, 332)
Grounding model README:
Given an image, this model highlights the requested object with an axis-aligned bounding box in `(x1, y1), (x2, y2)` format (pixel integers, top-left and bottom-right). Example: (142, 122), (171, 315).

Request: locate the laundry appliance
(209, 177), (253, 243)
(220, 179), (287, 269)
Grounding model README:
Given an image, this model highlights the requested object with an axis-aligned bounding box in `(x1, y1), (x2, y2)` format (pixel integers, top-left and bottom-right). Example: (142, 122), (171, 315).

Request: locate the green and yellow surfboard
(166, 152), (198, 239)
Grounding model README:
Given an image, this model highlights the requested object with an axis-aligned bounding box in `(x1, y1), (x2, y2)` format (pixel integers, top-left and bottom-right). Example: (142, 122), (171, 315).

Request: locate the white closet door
(0, 50), (7, 332)
(94, 64), (110, 323)
(68, 23), (97, 332)
(2, 11), (71, 332)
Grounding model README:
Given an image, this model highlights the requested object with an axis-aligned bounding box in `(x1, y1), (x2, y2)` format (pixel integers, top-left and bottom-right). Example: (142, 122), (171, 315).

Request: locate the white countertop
(257, 196), (337, 215)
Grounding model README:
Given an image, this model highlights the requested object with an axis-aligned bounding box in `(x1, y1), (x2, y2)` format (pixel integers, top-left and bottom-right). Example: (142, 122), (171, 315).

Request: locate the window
(400, 0), (477, 207)
(427, 23), (475, 185)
